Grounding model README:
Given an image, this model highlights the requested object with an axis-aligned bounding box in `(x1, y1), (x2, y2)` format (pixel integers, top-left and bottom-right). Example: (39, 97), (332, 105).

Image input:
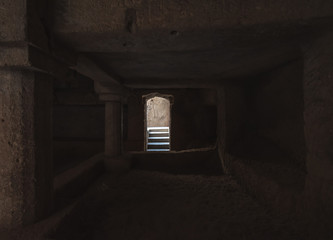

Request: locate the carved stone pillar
(100, 94), (122, 158)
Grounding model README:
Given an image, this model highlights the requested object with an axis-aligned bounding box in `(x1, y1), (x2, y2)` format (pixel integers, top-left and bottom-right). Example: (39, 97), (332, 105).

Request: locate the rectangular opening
(145, 95), (171, 152)
(147, 127), (170, 152)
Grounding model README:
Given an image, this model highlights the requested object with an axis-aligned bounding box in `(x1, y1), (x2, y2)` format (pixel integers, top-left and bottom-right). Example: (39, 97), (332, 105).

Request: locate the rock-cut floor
(52, 170), (300, 240)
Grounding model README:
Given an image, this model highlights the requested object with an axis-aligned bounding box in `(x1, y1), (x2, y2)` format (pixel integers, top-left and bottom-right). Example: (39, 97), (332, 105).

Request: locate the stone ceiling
(51, 0), (333, 88)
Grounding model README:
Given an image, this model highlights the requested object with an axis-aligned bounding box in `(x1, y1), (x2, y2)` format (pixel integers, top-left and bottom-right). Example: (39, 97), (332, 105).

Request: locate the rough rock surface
(52, 170), (301, 240)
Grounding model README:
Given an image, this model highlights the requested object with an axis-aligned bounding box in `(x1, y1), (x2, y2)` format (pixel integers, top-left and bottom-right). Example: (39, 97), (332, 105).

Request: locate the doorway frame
(142, 93), (174, 152)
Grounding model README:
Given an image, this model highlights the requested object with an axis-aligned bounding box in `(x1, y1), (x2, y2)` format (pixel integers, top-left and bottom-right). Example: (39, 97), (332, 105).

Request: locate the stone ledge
(54, 153), (104, 194)
(220, 153), (333, 238)
(131, 148), (223, 176)
(224, 155), (304, 217)
(0, 153), (106, 240)
(54, 153), (105, 212)
(0, 200), (78, 240)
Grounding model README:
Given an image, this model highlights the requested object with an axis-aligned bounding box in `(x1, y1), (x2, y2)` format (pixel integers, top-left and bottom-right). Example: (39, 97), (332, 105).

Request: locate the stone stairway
(146, 127), (170, 152)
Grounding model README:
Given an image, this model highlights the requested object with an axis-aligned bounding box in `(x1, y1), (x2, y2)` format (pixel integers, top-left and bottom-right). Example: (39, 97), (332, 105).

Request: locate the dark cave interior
(0, 1), (333, 239)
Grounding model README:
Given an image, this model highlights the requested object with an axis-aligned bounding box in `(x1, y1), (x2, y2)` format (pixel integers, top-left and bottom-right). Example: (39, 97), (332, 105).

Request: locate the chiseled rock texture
(303, 33), (333, 234)
(0, 70), (53, 230)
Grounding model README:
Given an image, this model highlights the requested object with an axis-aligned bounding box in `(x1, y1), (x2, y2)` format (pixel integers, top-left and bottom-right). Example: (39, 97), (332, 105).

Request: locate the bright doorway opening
(144, 95), (172, 152)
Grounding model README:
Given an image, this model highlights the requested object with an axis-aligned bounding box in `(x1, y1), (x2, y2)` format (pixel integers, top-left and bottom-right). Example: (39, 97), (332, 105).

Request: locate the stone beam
(123, 80), (224, 89)
(122, 77), (260, 89)
(75, 55), (122, 88)
(53, 0), (333, 36)
(0, 44), (75, 80)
